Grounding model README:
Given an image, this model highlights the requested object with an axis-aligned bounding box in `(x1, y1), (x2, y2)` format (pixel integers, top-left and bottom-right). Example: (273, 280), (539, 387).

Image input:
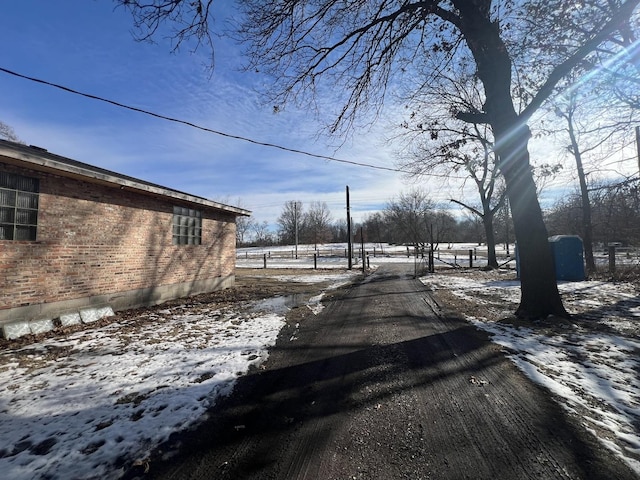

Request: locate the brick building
(0, 140), (250, 339)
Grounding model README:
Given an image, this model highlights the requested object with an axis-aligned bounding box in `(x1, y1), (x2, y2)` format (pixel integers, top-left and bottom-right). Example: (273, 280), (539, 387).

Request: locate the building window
(0, 172), (39, 241)
(172, 206), (202, 245)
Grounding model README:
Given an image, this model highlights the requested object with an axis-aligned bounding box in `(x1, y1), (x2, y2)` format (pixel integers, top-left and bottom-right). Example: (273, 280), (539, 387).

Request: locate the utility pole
(294, 201), (299, 259)
(346, 186), (352, 270)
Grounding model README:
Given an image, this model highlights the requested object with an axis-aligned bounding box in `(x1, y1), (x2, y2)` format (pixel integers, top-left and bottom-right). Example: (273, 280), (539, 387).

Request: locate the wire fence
(236, 243), (640, 282)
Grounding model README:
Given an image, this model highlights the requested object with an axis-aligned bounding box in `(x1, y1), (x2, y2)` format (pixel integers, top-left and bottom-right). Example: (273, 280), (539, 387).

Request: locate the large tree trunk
(496, 123), (568, 318)
(456, 1), (568, 318)
(567, 111), (596, 275)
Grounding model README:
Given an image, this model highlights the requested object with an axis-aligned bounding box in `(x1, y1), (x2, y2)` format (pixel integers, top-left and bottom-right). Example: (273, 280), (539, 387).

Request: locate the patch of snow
(307, 293), (325, 315)
(0, 308), (285, 479)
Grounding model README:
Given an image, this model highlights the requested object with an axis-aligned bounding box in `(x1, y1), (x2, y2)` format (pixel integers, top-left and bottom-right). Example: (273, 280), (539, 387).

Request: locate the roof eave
(0, 140), (252, 217)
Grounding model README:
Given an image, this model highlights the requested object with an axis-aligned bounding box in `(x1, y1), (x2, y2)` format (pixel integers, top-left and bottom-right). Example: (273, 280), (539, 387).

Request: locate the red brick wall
(0, 162), (237, 311)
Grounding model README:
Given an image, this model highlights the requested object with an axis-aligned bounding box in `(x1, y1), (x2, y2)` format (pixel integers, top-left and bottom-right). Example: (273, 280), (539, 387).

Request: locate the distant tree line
(237, 200), (346, 247)
(240, 178), (640, 255)
(546, 179), (640, 249)
(238, 189), (516, 250)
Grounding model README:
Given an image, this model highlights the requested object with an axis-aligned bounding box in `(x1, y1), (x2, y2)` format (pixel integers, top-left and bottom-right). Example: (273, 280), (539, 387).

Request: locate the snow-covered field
(237, 242), (507, 270)
(420, 270), (640, 475)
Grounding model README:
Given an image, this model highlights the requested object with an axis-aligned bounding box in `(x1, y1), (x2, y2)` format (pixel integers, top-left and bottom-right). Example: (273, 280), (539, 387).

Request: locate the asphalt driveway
(127, 263), (636, 480)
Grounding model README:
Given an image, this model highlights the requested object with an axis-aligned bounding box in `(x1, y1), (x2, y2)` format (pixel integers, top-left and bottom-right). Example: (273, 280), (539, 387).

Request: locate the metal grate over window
(0, 171), (39, 241)
(172, 206), (202, 245)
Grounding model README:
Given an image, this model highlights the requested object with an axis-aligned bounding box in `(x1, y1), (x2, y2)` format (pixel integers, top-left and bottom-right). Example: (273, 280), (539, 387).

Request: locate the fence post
(469, 249), (473, 268)
(263, 253), (267, 269)
(609, 245), (616, 275)
(314, 253), (317, 269)
(367, 254), (370, 269)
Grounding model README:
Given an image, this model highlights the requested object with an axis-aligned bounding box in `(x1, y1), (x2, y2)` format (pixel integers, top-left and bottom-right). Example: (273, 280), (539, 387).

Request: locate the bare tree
(235, 215), (253, 246)
(330, 218), (348, 243)
(592, 180), (640, 246)
(252, 220), (273, 246)
(230, 198), (254, 246)
(362, 212), (389, 250)
(547, 179), (640, 247)
(399, 87), (506, 268)
(386, 189), (433, 247)
(548, 72), (637, 276)
(277, 200), (302, 245)
(0, 121), (22, 143)
(117, 0), (640, 318)
(302, 201), (332, 249)
(116, 0), (217, 68)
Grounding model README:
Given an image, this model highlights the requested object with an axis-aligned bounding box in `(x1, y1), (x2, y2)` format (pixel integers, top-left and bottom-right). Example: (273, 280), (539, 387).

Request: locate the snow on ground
(420, 270), (640, 475)
(0, 273), (353, 480)
(4, 241), (640, 478)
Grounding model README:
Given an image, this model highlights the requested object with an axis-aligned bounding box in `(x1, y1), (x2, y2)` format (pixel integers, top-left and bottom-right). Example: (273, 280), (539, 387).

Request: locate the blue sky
(0, 0), (418, 231)
(3, 2), (637, 235)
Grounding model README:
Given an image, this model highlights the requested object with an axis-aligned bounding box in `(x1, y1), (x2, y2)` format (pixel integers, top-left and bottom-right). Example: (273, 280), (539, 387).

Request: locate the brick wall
(0, 162), (237, 311)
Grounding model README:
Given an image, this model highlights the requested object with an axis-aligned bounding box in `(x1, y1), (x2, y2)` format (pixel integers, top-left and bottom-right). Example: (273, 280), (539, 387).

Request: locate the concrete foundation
(0, 275), (234, 339)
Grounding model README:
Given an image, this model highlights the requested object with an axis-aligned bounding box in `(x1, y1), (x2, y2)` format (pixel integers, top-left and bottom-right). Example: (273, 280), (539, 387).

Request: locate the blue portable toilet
(515, 236), (585, 281)
(548, 235), (585, 281)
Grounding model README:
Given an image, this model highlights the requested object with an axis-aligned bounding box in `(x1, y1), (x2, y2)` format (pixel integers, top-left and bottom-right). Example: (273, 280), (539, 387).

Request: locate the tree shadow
(123, 309), (635, 479)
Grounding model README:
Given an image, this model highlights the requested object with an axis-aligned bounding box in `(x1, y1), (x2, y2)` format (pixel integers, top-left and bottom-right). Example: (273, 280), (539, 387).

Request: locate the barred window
(172, 206), (201, 245)
(0, 172), (39, 241)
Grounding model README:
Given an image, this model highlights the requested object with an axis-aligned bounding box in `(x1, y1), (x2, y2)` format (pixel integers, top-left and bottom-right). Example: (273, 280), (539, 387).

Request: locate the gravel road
(127, 263), (637, 480)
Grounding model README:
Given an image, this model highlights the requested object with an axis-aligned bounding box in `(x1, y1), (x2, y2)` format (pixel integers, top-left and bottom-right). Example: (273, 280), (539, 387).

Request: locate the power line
(1, 66), (413, 174)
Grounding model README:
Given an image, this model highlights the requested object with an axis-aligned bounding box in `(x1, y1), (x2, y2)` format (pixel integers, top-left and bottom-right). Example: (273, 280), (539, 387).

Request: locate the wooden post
(314, 253), (317, 269)
(263, 253), (267, 269)
(469, 249), (473, 268)
(347, 186), (352, 270)
(609, 245), (616, 275)
(361, 227), (365, 273)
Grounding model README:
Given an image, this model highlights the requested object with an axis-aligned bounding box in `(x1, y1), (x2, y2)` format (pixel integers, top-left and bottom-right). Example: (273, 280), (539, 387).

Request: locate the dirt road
(129, 264), (636, 479)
